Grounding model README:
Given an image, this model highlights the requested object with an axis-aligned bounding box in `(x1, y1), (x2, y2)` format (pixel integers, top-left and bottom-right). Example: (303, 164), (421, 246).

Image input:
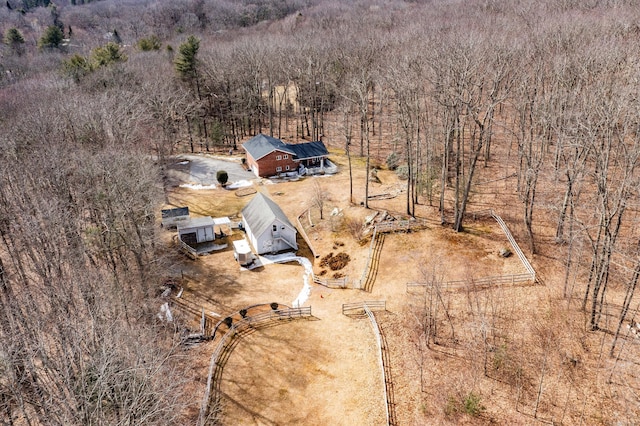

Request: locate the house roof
(242, 192), (296, 237)
(287, 141), (329, 160)
(242, 134), (329, 161)
(242, 134), (295, 161)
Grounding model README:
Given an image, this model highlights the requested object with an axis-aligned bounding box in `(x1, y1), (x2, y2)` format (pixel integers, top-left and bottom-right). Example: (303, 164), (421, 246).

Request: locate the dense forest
(2, 0), (640, 424)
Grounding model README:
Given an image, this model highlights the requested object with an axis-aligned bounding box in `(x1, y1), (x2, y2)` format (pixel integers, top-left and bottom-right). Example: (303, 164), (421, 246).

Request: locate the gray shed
(178, 216), (216, 246)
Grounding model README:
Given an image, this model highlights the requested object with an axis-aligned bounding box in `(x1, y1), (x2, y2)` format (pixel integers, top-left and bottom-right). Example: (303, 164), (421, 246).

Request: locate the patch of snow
(176, 161), (189, 165)
(262, 252), (297, 264)
(259, 253), (313, 307)
(159, 302), (173, 322)
(291, 257), (313, 308)
(227, 180), (253, 189)
(180, 183), (217, 190)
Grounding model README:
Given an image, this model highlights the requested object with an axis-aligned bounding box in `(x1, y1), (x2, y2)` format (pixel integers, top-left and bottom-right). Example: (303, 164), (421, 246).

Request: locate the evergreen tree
(174, 35), (201, 98)
(4, 27), (25, 55)
(62, 54), (92, 82)
(38, 25), (63, 50)
(91, 42), (127, 67)
(138, 35), (161, 51)
(174, 35), (199, 80)
(216, 170), (228, 187)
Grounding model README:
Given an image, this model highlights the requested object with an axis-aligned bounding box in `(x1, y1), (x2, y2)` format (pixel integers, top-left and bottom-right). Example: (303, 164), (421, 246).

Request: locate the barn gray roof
(242, 134), (328, 161)
(177, 216), (215, 231)
(242, 192), (296, 237)
(242, 134), (294, 160)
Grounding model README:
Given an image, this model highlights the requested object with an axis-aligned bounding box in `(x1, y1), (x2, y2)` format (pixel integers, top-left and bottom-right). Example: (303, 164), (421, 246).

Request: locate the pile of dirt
(319, 252), (351, 271)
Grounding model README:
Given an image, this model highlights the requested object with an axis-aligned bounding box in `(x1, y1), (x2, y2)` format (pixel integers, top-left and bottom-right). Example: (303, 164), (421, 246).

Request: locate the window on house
(273, 225), (277, 232)
(285, 165), (290, 171)
(276, 166), (282, 172)
(276, 155), (282, 161)
(283, 154), (288, 159)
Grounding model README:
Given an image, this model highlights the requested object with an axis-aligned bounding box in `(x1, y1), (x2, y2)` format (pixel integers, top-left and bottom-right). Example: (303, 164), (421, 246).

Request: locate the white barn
(241, 193), (298, 255)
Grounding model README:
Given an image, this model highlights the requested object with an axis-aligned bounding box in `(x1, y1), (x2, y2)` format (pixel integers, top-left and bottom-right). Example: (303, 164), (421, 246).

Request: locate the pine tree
(38, 25), (63, 50)
(174, 36), (199, 80)
(91, 42), (127, 67)
(62, 54), (92, 82)
(4, 27), (25, 55)
(174, 36), (201, 99)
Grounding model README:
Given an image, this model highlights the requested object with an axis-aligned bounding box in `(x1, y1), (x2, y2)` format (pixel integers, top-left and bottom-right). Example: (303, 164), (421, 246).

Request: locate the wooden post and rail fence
(341, 300), (394, 425)
(406, 209), (536, 293)
(197, 306), (312, 426)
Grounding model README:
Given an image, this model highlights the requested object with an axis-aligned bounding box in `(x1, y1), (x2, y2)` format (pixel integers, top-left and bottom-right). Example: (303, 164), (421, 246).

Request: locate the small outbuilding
(241, 192), (298, 255)
(161, 206), (190, 228)
(177, 216), (216, 246)
(233, 239), (255, 266)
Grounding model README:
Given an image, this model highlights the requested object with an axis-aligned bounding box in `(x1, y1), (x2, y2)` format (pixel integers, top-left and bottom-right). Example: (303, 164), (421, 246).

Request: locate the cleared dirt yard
(162, 147), (640, 426)
(162, 151), (537, 425)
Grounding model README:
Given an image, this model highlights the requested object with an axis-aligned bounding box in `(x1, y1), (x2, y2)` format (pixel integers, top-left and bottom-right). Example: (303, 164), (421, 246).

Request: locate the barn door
(205, 226), (214, 241)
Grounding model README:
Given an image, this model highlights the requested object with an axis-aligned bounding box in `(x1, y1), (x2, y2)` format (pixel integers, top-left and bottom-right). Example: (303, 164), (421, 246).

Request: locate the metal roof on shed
(177, 216), (215, 231)
(212, 217), (231, 226)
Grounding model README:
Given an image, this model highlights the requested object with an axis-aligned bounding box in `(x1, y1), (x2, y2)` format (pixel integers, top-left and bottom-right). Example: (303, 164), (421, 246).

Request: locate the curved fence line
(198, 307), (312, 426)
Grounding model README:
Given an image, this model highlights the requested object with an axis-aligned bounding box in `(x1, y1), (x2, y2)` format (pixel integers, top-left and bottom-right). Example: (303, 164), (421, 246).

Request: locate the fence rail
(358, 219), (429, 290)
(406, 210), (535, 294)
(490, 211), (536, 279)
(296, 207), (319, 259)
(374, 219), (428, 234)
(342, 300), (387, 315)
(174, 235), (198, 259)
(313, 275), (349, 288)
(363, 305), (392, 425)
(198, 307), (312, 426)
(358, 226), (378, 289)
(407, 273), (535, 292)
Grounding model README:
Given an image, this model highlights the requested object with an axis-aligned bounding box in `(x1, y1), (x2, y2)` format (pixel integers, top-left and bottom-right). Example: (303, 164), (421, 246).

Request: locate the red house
(242, 134), (331, 178)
